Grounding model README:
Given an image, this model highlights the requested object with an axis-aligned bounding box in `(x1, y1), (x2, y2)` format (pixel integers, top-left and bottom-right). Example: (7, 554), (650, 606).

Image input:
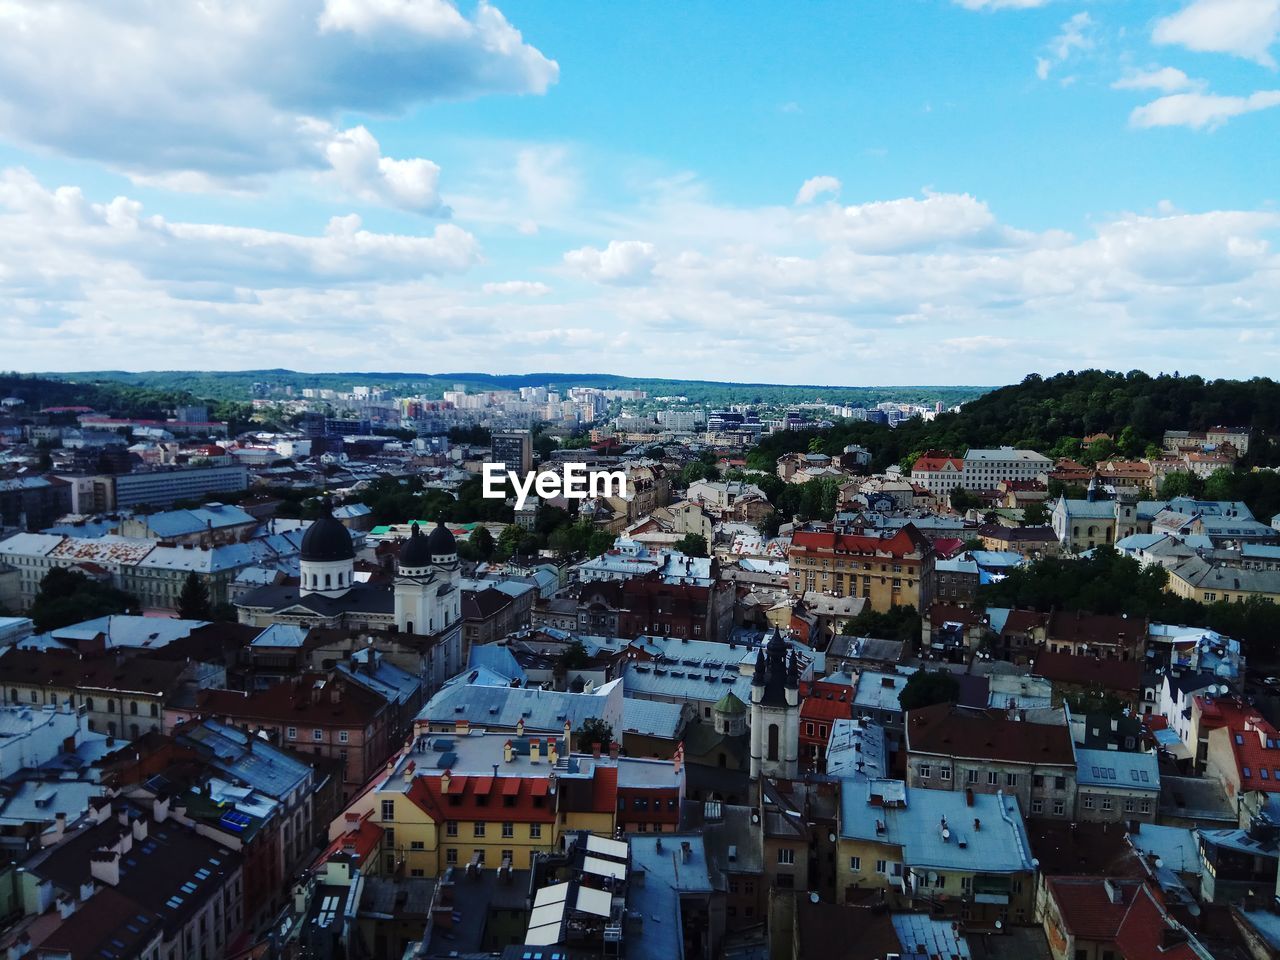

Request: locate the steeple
(752, 647), (766, 687)
(785, 650), (800, 689)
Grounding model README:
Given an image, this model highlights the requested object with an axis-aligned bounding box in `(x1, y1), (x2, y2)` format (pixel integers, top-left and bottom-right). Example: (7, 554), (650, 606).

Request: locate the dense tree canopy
(31, 567), (139, 632)
(899, 670), (960, 712)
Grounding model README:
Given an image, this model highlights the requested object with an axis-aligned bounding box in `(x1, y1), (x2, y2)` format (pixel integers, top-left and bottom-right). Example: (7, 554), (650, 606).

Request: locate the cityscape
(3, 2), (1280, 960)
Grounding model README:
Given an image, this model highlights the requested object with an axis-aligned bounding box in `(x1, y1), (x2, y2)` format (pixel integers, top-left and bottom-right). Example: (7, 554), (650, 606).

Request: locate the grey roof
(417, 678), (623, 734)
(138, 504), (255, 538)
(33, 615), (208, 652)
(466, 644), (527, 683)
(1074, 748), (1160, 792)
(337, 652), (422, 707)
(178, 719), (312, 799)
(852, 669), (916, 714)
(0, 780), (105, 829)
(622, 660), (754, 706)
(891, 914), (972, 960)
(622, 697), (686, 739)
(236, 581), (395, 616)
(1127, 823), (1200, 875)
(1169, 555), (1280, 594)
(826, 718), (887, 780)
(627, 834), (715, 960)
(839, 782), (1034, 874)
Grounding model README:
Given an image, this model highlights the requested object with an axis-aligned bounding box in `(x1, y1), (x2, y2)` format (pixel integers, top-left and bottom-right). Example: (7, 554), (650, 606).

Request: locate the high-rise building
(491, 429), (533, 474)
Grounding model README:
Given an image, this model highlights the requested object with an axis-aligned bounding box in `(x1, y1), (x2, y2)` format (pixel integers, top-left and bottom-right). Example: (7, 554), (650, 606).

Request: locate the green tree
(674, 533), (708, 557)
(1158, 471), (1202, 500)
(1021, 500), (1050, 526)
(840, 605), (922, 645)
(469, 525), (496, 561)
(176, 572), (213, 620)
(575, 717), (614, 752)
(31, 568), (139, 632)
(898, 670), (961, 712)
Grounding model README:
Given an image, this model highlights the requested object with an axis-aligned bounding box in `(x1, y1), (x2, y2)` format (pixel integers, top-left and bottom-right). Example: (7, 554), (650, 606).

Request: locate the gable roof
(906, 703), (1074, 765)
(1033, 651), (1143, 693)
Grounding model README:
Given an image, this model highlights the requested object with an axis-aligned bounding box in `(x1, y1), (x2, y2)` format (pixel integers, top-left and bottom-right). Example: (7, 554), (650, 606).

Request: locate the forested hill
(749, 371), (1280, 472)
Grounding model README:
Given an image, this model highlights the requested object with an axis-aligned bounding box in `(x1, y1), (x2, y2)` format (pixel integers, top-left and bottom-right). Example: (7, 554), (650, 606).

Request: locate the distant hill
(27, 369), (990, 408)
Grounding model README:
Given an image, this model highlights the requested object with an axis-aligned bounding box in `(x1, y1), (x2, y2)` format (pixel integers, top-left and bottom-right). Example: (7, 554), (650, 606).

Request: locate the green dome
(714, 691), (747, 715)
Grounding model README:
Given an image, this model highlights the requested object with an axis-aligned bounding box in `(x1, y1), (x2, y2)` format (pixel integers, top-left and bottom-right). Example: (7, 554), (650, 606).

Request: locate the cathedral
(236, 505), (461, 641)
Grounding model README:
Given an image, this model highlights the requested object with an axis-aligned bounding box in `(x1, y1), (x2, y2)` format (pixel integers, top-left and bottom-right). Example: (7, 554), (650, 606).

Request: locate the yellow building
(1165, 555), (1280, 605)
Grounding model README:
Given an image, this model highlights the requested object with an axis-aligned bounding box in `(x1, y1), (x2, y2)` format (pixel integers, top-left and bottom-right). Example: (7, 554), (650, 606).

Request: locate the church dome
(427, 520), (457, 559)
(398, 522), (433, 568)
(300, 503), (354, 562)
(714, 691), (747, 716)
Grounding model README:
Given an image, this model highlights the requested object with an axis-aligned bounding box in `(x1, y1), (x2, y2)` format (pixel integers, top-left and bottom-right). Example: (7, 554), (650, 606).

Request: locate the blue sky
(0, 0), (1278, 385)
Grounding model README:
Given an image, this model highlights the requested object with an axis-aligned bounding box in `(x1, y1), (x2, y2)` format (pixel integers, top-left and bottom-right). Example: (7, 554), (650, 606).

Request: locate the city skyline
(1, 0), (1278, 383)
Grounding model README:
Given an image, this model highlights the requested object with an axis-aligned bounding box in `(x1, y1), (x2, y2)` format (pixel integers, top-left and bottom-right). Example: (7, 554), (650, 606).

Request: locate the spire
(785, 650), (800, 688)
(752, 647), (766, 686)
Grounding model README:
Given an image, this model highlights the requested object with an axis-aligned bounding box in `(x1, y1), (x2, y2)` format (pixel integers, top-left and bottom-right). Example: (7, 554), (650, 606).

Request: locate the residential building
(1039, 877), (1210, 960)
(490, 429), (533, 475)
(904, 704), (1078, 818)
(787, 524), (934, 612)
(111, 464), (249, 509)
(909, 451), (964, 497)
(1073, 748), (1160, 822)
(1165, 555), (1280, 605)
(961, 447), (1051, 491)
(0, 476), (73, 531)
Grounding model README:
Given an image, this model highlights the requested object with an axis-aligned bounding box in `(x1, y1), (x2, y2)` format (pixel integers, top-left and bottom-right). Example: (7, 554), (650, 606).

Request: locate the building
(749, 629), (800, 780)
(1039, 877), (1210, 960)
(836, 778), (1037, 924)
(961, 447), (1051, 491)
(904, 704), (1078, 818)
(1073, 747), (1160, 822)
(14, 797), (246, 960)
(110, 464), (249, 509)
(0, 476), (73, 531)
(1045, 610), (1148, 661)
(1165, 555), (1280, 605)
(117, 503), (257, 544)
(787, 525), (934, 612)
(910, 451), (965, 498)
(491, 429), (533, 475)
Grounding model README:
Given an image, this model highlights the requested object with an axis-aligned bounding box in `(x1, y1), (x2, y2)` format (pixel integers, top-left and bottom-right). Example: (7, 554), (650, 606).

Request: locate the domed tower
(749, 628), (800, 780)
(1114, 487), (1139, 542)
(394, 520), (461, 634)
(299, 501), (355, 598)
(713, 691), (748, 737)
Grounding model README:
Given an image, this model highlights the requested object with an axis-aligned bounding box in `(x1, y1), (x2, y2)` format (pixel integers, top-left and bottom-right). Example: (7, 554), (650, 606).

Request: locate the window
(474, 822), (486, 837)
(875, 860), (887, 874)
(312, 729), (323, 742)
(940, 767), (952, 781)
(920, 764), (931, 779)
(1083, 795), (1095, 809)
(1055, 776), (1066, 790)
(1205, 593), (1216, 602)
(806, 722), (815, 737)
(1005, 772), (1017, 787)
(849, 856), (861, 871)
(130, 701), (139, 715)
(1124, 798), (1135, 813)
(446, 821), (458, 837)
(1140, 799), (1151, 814)
(474, 849), (486, 864)
(1031, 799), (1043, 814)
(933, 874), (946, 889)
(149, 703), (158, 717)
(777, 848), (795, 865)
(501, 849), (514, 864)
(339, 730), (349, 744)
(381, 800), (395, 821)
(961, 877), (973, 893)
(410, 840), (425, 851)
(1053, 800), (1065, 816)
(1101, 797), (1113, 811)
(530, 823), (542, 839)
(966, 770), (979, 784)
(384, 828), (395, 848)
(987, 771), (999, 786)
(286, 726), (297, 740)
(446, 848), (457, 865)
(1033, 775), (1044, 788)
(502, 822), (514, 838)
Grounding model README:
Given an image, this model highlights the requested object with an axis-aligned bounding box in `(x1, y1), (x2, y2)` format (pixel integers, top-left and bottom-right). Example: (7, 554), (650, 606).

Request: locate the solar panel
(585, 834), (629, 861)
(533, 882), (571, 907)
(583, 856), (626, 880)
(575, 886), (612, 917)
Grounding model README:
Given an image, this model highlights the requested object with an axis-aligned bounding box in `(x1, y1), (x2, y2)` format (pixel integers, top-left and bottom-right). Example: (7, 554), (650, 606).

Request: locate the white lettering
(591, 468), (627, 500)
(534, 470), (560, 499)
(562, 462), (585, 498)
(509, 469), (537, 511)
(481, 463), (506, 502)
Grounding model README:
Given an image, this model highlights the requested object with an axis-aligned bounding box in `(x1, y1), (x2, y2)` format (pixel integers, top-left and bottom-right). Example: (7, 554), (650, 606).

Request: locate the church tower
(299, 501), (355, 598)
(749, 628), (800, 780)
(394, 521), (461, 635)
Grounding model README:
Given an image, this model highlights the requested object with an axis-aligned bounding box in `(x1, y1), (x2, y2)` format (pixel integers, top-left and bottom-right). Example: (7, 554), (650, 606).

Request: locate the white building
(961, 447), (1051, 491)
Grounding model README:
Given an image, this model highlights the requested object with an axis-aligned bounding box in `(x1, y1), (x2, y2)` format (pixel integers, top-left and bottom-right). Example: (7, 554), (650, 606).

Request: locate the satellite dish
(995, 920), (1003, 931)
(809, 892), (820, 904)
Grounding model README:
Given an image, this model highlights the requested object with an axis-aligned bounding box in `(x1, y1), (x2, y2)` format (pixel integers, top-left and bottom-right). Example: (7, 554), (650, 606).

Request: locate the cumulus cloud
(806, 192), (1017, 253)
(1112, 67), (1204, 94)
(1153, 0), (1280, 67)
(795, 176), (842, 205)
(1130, 90), (1280, 129)
(563, 240), (657, 284)
(0, 0), (557, 193)
(324, 126), (447, 214)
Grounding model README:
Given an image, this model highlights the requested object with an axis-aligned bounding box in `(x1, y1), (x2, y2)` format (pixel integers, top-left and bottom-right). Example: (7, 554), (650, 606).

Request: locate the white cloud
(482, 280), (551, 296)
(563, 240), (657, 285)
(1112, 67), (1204, 93)
(1153, 0), (1280, 67)
(324, 125), (447, 214)
(1038, 12), (1094, 79)
(1130, 90), (1280, 129)
(795, 176), (842, 205)
(807, 192), (1015, 252)
(0, 0), (557, 190)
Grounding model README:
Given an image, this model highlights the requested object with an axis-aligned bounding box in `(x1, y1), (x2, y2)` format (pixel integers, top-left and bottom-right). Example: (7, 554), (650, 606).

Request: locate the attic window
(1236, 734), (1245, 745)
(1244, 767), (1252, 778)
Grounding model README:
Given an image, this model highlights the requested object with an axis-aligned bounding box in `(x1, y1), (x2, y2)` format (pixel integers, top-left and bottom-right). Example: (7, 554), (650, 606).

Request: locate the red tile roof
(928, 603), (988, 628)
(318, 812), (383, 868)
(799, 680), (856, 722)
(1196, 696), (1280, 793)
(999, 609), (1049, 636)
(591, 765), (618, 814)
(1047, 610), (1147, 650)
(789, 525), (930, 559)
(1113, 884), (1202, 960)
(912, 451), (963, 472)
(930, 537), (968, 559)
(1047, 877), (1144, 941)
(906, 703), (1076, 765)
(408, 773), (557, 823)
(198, 674), (386, 728)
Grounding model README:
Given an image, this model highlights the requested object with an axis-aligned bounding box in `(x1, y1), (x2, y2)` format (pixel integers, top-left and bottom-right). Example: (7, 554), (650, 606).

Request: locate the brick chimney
(504, 740), (514, 763)
(609, 741), (620, 761)
(549, 739), (559, 766)
(455, 718), (470, 735)
(530, 739), (541, 763)
(440, 769), (452, 794)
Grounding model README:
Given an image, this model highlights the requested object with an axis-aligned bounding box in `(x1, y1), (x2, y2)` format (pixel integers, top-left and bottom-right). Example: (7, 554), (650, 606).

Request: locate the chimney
(609, 741), (620, 761)
(504, 740), (514, 763)
(965, 788), (974, 807)
(516, 717), (525, 737)
(973, 818), (981, 832)
(549, 739), (559, 766)
(131, 818), (148, 842)
(440, 769), (452, 794)
(593, 742), (602, 759)
(530, 739), (541, 763)
(402, 760), (416, 784)
(1103, 880), (1122, 904)
(55, 895), (76, 920)
(152, 795), (170, 823)
(89, 850), (120, 887)
(78, 880), (96, 903)
(680, 841), (692, 864)
(563, 718), (572, 748)
(455, 718), (470, 735)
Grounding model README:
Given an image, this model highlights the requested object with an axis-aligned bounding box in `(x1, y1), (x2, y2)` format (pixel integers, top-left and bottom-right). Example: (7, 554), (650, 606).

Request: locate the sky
(1, 0), (1278, 386)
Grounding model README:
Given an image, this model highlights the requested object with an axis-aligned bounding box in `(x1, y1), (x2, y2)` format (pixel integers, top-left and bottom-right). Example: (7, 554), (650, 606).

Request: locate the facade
(787, 525), (933, 612)
(0, 476), (73, 531)
(1165, 555), (1280, 605)
(490, 429), (533, 475)
(749, 629), (800, 780)
(1073, 747), (1159, 822)
(111, 464), (249, 509)
(909, 451), (965, 497)
(961, 447), (1051, 491)
(904, 704), (1078, 818)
